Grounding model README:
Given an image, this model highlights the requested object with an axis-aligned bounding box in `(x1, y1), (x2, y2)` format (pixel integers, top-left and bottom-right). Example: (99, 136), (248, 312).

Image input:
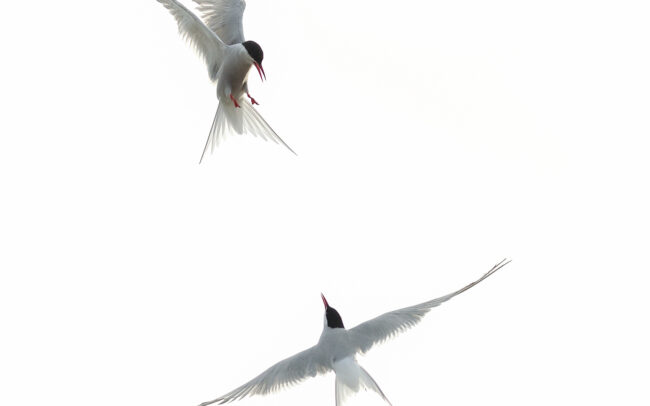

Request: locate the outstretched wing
(348, 259), (510, 354)
(193, 0), (246, 45)
(157, 0), (226, 81)
(199, 345), (330, 405)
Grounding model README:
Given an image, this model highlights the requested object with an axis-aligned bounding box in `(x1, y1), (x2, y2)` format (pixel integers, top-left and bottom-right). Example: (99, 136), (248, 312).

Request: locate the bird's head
(242, 40), (265, 81)
(321, 293), (345, 329)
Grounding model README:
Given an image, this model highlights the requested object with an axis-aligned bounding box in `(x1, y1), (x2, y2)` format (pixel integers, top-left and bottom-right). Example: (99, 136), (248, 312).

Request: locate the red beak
(321, 293), (329, 309)
(254, 62), (266, 81)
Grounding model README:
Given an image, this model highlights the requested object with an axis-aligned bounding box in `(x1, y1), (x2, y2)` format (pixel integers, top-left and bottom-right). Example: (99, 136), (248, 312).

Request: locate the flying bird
(155, 0), (295, 162)
(199, 259), (510, 406)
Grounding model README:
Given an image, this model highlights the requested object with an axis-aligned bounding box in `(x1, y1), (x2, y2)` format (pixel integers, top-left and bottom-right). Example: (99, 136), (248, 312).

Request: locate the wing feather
(348, 259), (511, 354)
(193, 0), (246, 45)
(157, 0), (226, 81)
(199, 345), (330, 405)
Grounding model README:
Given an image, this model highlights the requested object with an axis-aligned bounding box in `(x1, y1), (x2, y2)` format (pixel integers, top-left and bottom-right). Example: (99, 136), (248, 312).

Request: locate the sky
(1, 1), (649, 405)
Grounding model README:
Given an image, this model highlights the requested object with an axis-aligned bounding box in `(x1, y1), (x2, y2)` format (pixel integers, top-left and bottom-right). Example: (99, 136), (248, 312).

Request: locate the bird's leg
(229, 93), (241, 108)
(246, 93), (259, 105)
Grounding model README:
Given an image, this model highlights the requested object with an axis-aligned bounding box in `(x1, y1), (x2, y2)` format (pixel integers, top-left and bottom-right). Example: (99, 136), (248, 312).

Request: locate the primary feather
(193, 0), (247, 45)
(348, 258), (511, 354)
(199, 346), (330, 405)
(157, 0), (226, 81)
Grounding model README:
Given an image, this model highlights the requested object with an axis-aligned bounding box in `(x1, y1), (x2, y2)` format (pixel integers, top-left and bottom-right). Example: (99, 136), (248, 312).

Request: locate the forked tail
(199, 99), (296, 163)
(359, 366), (392, 406)
(335, 366), (392, 406)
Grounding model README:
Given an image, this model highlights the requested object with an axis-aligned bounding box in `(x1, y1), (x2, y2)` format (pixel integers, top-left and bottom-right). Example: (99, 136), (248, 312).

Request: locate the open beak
(321, 293), (329, 309)
(254, 62), (266, 82)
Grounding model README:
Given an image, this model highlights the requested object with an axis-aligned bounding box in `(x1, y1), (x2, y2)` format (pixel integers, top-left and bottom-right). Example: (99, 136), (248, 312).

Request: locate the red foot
(247, 93), (259, 105)
(229, 93), (241, 108)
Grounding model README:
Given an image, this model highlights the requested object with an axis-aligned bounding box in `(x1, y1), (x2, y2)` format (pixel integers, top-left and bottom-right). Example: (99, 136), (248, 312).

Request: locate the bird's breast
(217, 49), (252, 100)
(318, 328), (356, 366)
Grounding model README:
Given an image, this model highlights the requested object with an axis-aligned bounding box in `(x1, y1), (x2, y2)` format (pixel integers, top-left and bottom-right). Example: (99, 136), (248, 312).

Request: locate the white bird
(199, 259), (510, 406)
(155, 0), (295, 162)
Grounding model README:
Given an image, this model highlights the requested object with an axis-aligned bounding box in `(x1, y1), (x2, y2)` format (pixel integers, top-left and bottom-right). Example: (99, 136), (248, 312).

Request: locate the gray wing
(348, 259), (510, 354)
(199, 345), (330, 405)
(193, 0), (246, 45)
(157, 0), (226, 81)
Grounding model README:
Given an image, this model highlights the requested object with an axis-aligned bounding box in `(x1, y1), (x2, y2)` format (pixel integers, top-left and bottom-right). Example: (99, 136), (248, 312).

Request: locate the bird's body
(155, 0), (295, 161)
(199, 259), (510, 406)
(215, 44), (250, 100)
(318, 326), (355, 365)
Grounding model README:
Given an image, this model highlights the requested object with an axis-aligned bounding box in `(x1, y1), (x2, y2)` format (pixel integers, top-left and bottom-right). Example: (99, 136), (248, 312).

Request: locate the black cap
(325, 307), (345, 329)
(321, 294), (345, 329)
(242, 40), (264, 65)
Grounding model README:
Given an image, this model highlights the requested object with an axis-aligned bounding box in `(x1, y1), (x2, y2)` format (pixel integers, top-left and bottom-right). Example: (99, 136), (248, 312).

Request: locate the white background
(1, 1), (649, 405)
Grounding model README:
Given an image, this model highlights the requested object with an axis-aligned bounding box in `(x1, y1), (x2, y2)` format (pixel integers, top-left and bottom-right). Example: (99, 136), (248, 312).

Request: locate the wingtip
(197, 398), (222, 406)
(495, 258), (512, 270)
(484, 258), (511, 278)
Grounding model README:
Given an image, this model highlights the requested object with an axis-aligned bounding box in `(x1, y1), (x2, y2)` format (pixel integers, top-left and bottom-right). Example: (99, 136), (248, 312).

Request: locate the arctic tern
(156, 0), (295, 162)
(199, 259), (510, 406)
